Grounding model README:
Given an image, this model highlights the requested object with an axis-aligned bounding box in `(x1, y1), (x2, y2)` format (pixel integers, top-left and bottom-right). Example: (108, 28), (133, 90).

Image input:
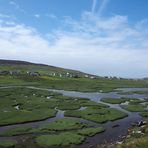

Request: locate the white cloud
(0, 11), (148, 78)
(34, 14), (40, 18)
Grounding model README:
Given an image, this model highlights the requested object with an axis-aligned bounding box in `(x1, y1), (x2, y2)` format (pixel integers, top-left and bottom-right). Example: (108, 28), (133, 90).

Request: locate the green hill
(0, 59), (148, 92)
(0, 59), (96, 78)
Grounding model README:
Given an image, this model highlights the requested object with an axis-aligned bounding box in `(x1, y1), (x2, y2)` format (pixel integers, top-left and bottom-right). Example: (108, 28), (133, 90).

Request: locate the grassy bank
(1, 75), (148, 93)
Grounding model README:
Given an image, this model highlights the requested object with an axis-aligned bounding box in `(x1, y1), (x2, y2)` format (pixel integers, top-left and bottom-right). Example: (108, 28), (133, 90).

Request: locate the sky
(0, 0), (148, 78)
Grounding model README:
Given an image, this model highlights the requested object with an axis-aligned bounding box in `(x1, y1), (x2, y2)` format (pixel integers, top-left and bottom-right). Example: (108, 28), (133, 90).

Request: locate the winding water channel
(0, 86), (148, 147)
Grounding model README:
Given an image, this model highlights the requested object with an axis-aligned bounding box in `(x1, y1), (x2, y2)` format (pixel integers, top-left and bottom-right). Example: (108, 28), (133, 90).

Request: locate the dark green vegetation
(101, 97), (146, 105)
(1, 60), (148, 93)
(121, 104), (147, 112)
(101, 97), (131, 104)
(0, 87), (109, 147)
(65, 107), (128, 123)
(0, 87), (128, 147)
(0, 87), (115, 125)
(101, 97), (148, 117)
(0, 118), (87, 136)
(0, 140), (17, 148)
(118, 97), (148, 114)
(35, 127), (105, 147)
(0, 118), (105, 147)
(38, 118), (86, 131)
(0, 87), (60, 125)
(113, 120), (148, 148)
(140, 111), (148, 117)
(1, 75), (148, 93)
(77, 127), (105, 136)
(35, 132), (85, 147)
(118, 91), (148, 95)
(0, 126), (35, 136)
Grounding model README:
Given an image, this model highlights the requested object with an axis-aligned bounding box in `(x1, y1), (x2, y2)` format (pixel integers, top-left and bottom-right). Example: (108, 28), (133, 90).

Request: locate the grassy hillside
(0, 59), (148, 92)
(0, 59), (94, 77)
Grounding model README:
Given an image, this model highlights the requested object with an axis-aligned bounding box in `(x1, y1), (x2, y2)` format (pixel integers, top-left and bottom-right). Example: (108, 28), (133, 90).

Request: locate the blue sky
(0, 0), (148, 78)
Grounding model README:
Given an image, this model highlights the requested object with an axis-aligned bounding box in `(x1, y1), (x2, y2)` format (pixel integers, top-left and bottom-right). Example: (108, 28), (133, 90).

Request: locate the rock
(137, 130), (142, 134)
(126, 135), (131, 138)
(138, 121), (144, 127)
(116, 141), (122, 145)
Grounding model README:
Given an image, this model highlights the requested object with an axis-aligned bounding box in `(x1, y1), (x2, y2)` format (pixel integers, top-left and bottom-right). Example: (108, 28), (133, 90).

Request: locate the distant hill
(0, 59), (97, 78)
(0, 59), (55, 67)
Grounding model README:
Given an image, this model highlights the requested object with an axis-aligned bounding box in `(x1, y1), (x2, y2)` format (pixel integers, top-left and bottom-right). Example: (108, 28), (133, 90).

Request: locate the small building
(28, 72), (40, 76)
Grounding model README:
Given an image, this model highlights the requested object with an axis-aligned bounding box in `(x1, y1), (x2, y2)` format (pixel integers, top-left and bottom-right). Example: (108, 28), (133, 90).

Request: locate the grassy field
(65, 107), (128, 123)
(0, 87), (128, 147)
(118, 91), (148, 95)
(1, 75), (148, 93)
(0, 87), (124, 125)
(0, 118), (87, 136)
(101, 97), (146, 105)
(1, 60), (148, 93)
(0, 87), (61, 125)
(0, 140), (17, 148)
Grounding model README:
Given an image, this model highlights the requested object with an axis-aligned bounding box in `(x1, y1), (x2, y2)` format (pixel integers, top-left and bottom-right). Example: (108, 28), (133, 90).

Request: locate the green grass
(77, 127), (105, 136)
(35, 132), (85, 147)
(35, 126), (105, 147)
(118, 90), (148, 95)
(0, 118), (86, 136)
(0, 87), (109, 126)
(129, 99), (146, 105)
(0, 140), (17, 148)
(0, 126), (34, 136)
(0, 108), (57, 126)
(78, 99), (109, 107)
(121, 104), (146, 112)
(101, 97), (131, 104)
(0, 87), (60, 125)
(140, 111), (148, 117)
(38, 118), (86, 131)
(1, 74), (148, 93)
(101, 97), (146, 105)
(65, 107), (128, 123)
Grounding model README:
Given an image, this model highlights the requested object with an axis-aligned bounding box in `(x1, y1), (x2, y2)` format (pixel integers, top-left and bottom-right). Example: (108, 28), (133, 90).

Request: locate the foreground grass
(78, 127), (105, 136)
(35, 127), (105, 147)
(39, 118), (86, 131)
(65, 107), (128, 123)
(35, 132), (85, 147)
(140, 111), (148, 117)
(0, 118), (105, 147)
(0, 140), (17, 148)
(0, 118), (87, 136)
